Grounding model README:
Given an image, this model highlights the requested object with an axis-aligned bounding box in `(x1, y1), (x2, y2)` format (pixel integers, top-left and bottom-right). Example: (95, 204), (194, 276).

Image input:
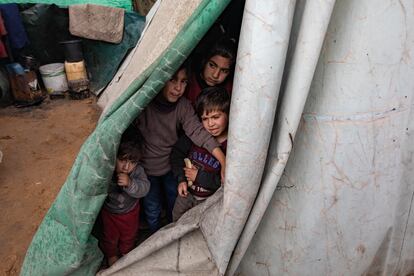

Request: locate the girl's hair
(195, 86), (230, 117)
(201, 36), (237, 71)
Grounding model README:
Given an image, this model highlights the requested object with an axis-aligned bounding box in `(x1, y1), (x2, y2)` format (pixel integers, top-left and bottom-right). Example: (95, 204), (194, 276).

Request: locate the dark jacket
(171, 134), (227, 198)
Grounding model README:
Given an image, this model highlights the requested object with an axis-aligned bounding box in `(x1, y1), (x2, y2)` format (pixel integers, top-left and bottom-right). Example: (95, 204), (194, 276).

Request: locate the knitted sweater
(104, 165), (150, 214)
(134, 96), (219, 176)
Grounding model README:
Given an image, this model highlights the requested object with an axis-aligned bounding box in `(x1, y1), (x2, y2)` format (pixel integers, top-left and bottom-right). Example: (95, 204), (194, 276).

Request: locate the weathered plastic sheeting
(106, 230), (218, 276)
(99, 1), (338, 275)
(97, 0), (202, 113)
(228, 0), (336, 274)
(235, 0), (414, 275)
(203, 0), (297, 274)
(98, 188), (223, 275)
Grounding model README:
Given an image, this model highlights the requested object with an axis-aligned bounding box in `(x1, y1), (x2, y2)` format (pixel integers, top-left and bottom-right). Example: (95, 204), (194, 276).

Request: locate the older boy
(171, 86), (229, 221)
(133, 63), (226, 232)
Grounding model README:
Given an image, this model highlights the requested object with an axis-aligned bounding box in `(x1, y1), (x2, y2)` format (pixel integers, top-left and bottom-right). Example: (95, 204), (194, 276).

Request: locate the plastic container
(64, 60), (87, 81)
(39, 63), (68, 94)
(60, 40), (83, 62)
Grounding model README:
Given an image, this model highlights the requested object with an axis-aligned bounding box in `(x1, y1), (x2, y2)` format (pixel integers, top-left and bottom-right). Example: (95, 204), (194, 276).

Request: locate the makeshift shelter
(22, 0), (414, 275)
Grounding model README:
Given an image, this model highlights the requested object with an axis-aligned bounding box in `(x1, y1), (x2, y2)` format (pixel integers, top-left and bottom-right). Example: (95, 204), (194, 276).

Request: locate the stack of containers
(60, 39), (89, 99)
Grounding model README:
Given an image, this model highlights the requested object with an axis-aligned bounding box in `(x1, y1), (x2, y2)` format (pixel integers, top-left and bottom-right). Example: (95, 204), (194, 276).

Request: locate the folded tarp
(69, 4), (125, 44)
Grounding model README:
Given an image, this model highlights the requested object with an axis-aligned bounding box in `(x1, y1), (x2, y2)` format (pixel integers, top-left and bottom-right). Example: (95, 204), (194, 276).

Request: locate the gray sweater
(134, 97), (219, 176)
(104, 165), (150, 214)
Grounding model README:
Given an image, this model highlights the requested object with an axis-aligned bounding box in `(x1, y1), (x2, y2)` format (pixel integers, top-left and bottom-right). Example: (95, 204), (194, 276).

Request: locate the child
(185, 36), (236, 106)
(133, 62), (226, 232)
(99, 137), (150, 267)
(171, 86), (229, 221)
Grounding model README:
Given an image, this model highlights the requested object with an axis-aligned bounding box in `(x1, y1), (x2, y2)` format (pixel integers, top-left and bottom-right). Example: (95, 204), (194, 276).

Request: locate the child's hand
(178, 182), (188, 197)
(184, 167), (198, 182)
(117, 173), (131, 187)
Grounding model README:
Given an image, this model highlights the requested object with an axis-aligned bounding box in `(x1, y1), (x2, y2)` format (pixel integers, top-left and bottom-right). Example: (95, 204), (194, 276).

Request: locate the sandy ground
(0, 97), (101, 275)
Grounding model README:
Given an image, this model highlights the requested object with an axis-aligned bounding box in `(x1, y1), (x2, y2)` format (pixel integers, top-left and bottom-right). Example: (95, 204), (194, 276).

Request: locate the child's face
(202, 55), (231, 87)
(116, 158), (138, 174)
(162, 68), (188, 103)
(201, 109), (228, 137)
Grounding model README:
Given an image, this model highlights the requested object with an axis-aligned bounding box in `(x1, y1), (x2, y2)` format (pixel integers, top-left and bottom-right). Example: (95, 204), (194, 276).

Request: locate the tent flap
(234, 0), (414, 275)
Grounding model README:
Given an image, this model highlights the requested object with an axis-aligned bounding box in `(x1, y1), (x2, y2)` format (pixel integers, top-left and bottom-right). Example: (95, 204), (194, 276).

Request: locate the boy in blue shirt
(171, 86), (229, 221)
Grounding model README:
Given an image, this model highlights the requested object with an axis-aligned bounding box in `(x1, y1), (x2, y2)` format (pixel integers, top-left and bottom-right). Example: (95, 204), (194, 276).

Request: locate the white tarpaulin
(98, 0), (414, 275)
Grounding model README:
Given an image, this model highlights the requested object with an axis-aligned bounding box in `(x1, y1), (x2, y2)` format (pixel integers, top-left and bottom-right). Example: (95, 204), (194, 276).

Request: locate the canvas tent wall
(22, 0), (414, 275)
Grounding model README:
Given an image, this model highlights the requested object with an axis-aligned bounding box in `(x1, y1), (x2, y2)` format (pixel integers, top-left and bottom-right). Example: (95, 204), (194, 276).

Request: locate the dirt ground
(0, 97), (101, 275)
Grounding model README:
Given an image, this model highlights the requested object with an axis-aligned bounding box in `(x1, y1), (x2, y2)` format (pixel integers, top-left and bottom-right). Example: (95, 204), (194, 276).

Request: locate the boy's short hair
(118, 126), (143, 162)
(195, 86), (230, 117)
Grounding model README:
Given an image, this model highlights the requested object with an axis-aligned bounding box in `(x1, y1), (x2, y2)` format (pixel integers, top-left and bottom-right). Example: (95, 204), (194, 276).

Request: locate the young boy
(133, 62), (226, 233)
(171, 86), (229, 221)
(99, 137), (150, 267)
(185, 36), (236, 106)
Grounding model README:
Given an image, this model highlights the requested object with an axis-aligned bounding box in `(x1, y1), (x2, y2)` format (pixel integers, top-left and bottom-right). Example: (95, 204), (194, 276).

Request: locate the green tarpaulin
(21, 0), (231, 275)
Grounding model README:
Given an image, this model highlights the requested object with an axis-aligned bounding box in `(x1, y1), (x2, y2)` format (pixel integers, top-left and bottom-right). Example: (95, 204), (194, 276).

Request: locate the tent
(22, 0), (414, 275)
